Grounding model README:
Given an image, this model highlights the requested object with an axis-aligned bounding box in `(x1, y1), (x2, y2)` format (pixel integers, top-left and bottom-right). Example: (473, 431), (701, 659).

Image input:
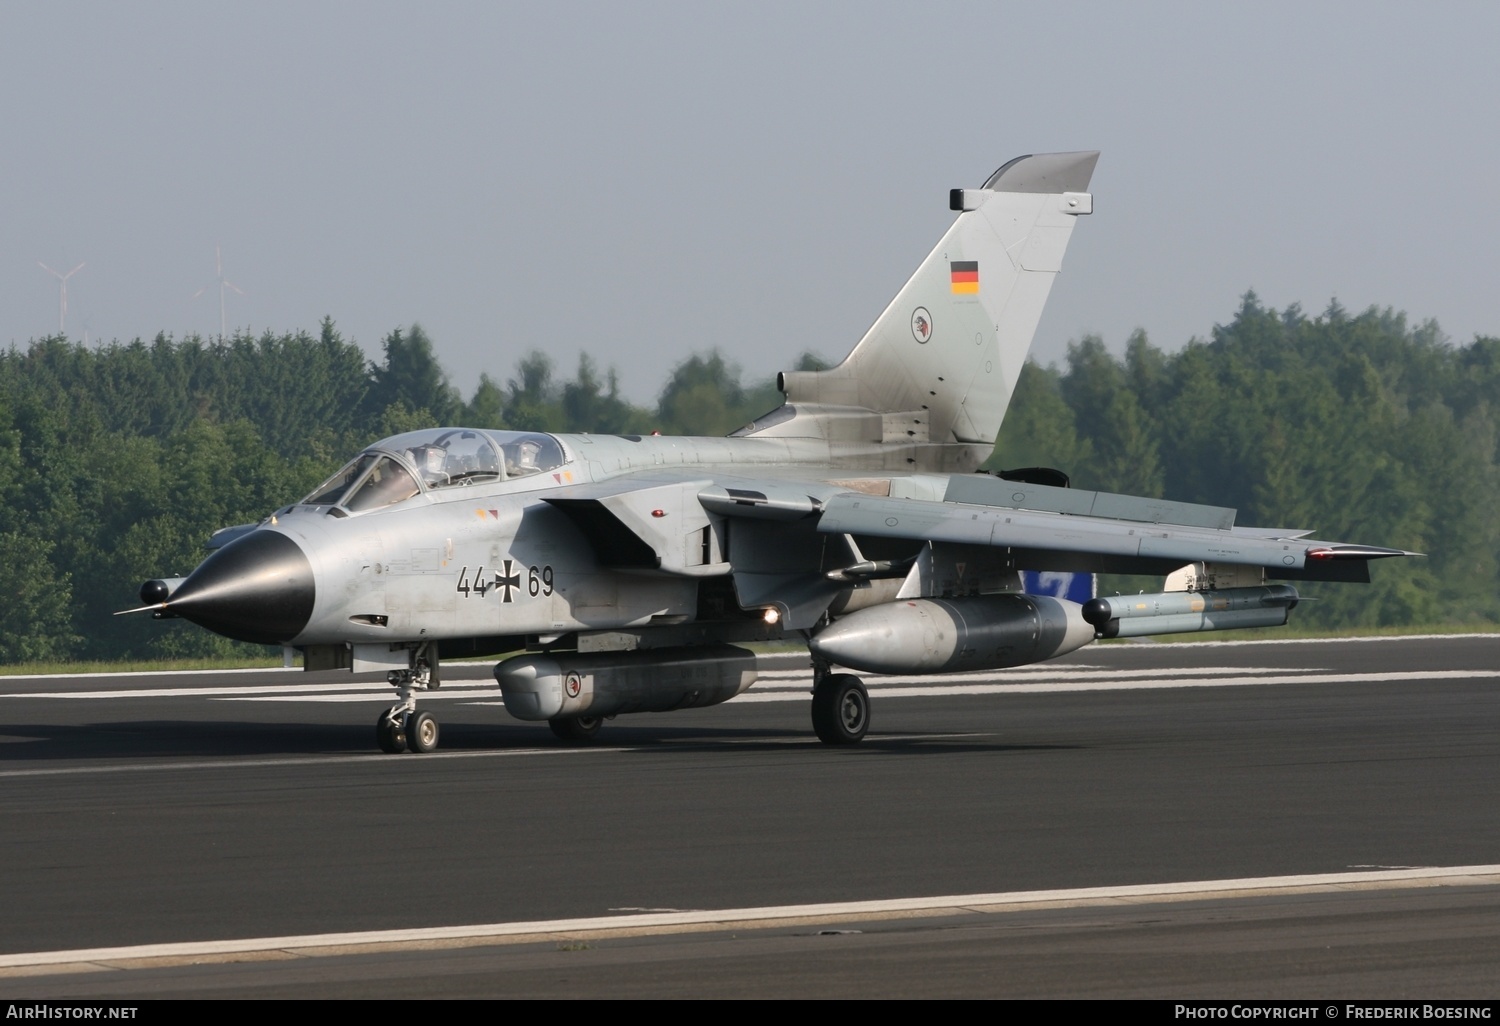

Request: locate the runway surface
(2, 634), (1498, 997)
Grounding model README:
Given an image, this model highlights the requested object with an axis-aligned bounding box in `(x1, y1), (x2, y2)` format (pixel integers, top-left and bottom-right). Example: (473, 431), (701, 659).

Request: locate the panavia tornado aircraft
(126, 150), (1411, 753)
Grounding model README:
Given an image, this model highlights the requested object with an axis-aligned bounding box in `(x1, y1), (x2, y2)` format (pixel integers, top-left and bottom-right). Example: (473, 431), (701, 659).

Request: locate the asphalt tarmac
(1, 634), (1498, 998)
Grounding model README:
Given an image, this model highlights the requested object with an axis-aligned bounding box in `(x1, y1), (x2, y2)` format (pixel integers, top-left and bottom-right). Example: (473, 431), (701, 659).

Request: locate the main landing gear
(375, 643), (441, 754)
(810, 661), (869, 745)
(548, 716), (603, 742)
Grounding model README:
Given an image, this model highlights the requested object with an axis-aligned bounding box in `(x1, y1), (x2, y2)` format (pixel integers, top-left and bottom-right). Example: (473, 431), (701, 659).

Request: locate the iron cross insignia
(495, 559), (521, 603)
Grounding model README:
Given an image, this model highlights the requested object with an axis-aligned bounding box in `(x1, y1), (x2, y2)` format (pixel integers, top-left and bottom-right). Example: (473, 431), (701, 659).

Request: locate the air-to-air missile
(1082, 585), (1300, 639)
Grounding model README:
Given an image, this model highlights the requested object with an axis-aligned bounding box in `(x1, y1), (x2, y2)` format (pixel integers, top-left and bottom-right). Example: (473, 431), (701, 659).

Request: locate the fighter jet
(126, 151), (1411, 753)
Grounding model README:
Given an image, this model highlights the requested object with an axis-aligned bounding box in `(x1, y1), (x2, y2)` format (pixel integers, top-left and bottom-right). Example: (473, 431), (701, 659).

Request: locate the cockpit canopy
(300, 429), (568, 511)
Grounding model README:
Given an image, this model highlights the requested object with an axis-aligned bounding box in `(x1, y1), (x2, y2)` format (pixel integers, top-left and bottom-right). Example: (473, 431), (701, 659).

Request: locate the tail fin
(774, 151), (1097, 449)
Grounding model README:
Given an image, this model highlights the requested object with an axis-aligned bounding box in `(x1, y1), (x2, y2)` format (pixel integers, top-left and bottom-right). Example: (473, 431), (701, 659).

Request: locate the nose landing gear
(375, 643), (441, 754)
(376, 706), (407, 753)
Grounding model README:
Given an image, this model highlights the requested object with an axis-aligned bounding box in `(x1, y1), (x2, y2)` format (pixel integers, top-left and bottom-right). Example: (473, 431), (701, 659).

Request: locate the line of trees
(2, 293), (1496, 663)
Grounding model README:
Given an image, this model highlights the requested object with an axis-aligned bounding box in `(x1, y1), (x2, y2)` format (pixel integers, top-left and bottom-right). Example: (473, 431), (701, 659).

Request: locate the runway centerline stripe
(2, 864), (1496, 972)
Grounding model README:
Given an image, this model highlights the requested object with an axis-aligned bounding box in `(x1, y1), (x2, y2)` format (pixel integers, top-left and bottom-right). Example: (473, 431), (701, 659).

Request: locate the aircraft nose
(166, 530), (315, 645)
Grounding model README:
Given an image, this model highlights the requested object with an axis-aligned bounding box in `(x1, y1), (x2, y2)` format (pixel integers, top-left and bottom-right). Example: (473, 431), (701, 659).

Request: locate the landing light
(763, 608), (781, 625)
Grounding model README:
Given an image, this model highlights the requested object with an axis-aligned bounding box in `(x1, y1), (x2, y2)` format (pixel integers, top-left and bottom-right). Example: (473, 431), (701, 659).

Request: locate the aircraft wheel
(375, 710), (406, 754)
(549, 716), (602, 742)
(812, 673), (869, 745)
(407, 710), (440, 753)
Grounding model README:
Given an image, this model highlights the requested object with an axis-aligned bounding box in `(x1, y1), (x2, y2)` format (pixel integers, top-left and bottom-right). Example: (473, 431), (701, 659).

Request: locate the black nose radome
(167, 530), (315, 645)
(140, 579), (172, 604)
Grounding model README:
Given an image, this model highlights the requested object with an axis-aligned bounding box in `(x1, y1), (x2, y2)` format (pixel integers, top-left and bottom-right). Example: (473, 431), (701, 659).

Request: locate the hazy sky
(5, 2), (1497, 403)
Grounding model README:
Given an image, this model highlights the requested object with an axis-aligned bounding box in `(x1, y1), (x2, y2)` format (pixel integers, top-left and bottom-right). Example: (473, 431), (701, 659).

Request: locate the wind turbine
(38, 261), (85, 334)
(189, 245), (245, 339)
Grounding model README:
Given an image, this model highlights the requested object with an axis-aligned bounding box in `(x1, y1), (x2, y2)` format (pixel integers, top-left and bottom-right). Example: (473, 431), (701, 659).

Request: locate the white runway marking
(10, 666), (1496, 704)
(3, 682), (495, 701)
(2, 864), (1496, 973)
(0, 745), (628, 780)
(733, 668), (1497, 701)
(759, 663), (1119, 678)
(0, 631), (1489, 684)
(1096, 632), (1500, 648)
(224, 690), (492, 704)
(0, 666), (296, 682)
(227, 665), (1304, 703)
(751, 665), (1297, 687)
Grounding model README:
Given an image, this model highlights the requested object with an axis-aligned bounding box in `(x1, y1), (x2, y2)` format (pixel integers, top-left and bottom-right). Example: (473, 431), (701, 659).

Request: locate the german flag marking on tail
(950, 260), (979, 295)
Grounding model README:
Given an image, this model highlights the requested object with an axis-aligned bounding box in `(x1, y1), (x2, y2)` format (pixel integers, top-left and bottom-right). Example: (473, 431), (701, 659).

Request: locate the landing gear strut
(375, 707), (406, 753)
(810, 661), (869, 745)
(375, 642), (441, 754)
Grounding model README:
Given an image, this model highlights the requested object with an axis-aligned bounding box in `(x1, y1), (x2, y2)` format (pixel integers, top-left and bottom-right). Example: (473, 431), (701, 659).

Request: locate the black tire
(548, 715), (603, 742)
(407, 710), (440, 753)
(376, 709), (406, 754)
(811, 673), (869, 745)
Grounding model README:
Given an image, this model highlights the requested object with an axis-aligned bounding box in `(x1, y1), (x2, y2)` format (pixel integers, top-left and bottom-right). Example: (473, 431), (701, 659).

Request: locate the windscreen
(302, 454), (376, 505)
(344, 456), (420, 512)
